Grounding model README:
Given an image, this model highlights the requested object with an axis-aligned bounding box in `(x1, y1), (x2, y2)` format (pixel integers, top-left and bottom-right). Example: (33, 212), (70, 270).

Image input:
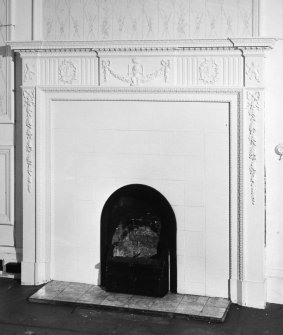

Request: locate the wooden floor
(0, 278), (282, 335)
(29, 280), (231, 322)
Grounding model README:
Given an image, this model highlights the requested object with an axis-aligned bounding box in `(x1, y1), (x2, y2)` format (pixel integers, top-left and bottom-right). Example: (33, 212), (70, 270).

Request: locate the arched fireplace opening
(100, 184), (177, 297)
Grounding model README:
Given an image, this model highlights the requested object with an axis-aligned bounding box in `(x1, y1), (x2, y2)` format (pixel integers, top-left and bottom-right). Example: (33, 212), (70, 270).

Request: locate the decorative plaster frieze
(101, 58), (170, 86)
(41, 0), (257, 40)
(58, 59), (77, 84)
(247, 90), (260, 205)
(199, 58), (218, 84)
(23, 89), (35, 193)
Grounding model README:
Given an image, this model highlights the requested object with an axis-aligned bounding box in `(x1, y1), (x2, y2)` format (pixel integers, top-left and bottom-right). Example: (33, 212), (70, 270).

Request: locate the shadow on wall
(14, 52), (23, 263)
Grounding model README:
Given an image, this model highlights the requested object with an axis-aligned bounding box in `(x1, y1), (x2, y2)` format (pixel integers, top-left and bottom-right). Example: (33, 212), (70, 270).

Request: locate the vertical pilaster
(242, 48), (266, 308)
(21, 52), (38, 284)
(21, 87), (36, 284)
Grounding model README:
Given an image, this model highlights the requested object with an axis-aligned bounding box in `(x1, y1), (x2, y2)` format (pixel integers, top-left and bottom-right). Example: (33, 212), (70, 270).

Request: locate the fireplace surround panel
(50, 99), (229, 298)
(9, 38), (275, 308)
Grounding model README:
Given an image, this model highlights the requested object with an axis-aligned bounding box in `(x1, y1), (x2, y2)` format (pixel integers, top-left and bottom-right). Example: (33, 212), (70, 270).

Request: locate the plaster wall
(261, 0), (283, 304)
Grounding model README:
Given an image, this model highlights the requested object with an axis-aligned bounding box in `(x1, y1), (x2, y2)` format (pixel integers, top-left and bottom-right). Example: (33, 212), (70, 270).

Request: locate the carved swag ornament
(101, 58), (170, 86)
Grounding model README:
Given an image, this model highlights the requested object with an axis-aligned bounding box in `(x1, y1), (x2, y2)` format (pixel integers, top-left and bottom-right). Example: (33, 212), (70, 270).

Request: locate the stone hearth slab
(29, 281), (231, 322)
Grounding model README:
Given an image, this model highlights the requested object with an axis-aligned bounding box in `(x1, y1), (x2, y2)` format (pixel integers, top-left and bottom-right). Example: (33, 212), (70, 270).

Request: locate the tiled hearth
(30, 281), (231, 322)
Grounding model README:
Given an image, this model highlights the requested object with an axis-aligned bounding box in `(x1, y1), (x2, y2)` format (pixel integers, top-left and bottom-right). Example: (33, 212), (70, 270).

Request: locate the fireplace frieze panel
(13, 39), (275, 89)
(22, 56), (98, 87)
(22, 54), (245, 88)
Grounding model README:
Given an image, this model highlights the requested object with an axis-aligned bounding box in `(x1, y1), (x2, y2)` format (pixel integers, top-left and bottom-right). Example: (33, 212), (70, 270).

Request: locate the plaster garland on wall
(101, 58), (170, 86)
(42, 0), (256, 40)
(247, 90), (260, 206)
(23, 89), (35, 193)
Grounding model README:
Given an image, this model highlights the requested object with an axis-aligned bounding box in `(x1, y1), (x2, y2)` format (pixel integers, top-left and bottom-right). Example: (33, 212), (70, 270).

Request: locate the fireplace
(9, 38), (276, 308)
(101, 184), (176, 297)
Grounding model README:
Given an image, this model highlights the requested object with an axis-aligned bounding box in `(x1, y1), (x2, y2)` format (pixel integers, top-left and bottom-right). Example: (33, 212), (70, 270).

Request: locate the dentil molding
(7, 38), (276, 53)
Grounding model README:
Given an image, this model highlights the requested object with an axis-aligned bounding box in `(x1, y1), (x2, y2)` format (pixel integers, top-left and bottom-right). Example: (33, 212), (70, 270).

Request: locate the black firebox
(100, 184), (177, 297)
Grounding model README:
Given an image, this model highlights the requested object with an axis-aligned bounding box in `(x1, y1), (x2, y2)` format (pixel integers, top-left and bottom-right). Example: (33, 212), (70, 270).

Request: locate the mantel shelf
(7, 38), (277, 54)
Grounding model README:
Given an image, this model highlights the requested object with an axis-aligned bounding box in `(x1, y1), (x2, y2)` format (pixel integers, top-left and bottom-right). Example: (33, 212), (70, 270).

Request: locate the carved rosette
(59, 59), (77, 84)
(199, 58), (218, 84)
(247, 91), (260, 205)
(101, 58), (170, 86)
(23, 89), (35, 193)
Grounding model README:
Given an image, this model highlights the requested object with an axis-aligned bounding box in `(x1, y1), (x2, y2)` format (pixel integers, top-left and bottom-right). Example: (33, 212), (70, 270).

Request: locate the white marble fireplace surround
(9, 38), (275, 309)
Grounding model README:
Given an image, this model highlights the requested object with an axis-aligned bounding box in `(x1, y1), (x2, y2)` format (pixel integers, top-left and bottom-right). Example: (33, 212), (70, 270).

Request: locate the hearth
(100, 184), (177, 297)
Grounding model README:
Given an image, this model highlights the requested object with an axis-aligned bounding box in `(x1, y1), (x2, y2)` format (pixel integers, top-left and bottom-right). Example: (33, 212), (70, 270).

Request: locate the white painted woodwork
(8, 37), (275, 308)
(0, 146), (13, 225)
(0, 0), (18, 264)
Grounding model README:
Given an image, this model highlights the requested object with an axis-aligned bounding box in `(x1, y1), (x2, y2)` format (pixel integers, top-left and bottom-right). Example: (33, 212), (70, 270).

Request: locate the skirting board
(21, 261), (50, 285)
(267, 277), (283, 305)
(242, 280), (267, 309)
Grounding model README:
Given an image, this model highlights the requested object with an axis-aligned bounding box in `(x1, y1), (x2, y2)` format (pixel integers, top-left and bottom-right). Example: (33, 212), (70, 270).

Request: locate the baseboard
(21, 261), (50, 285)
(242, 279), (267, 309)
(267, 277), (283, 305)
